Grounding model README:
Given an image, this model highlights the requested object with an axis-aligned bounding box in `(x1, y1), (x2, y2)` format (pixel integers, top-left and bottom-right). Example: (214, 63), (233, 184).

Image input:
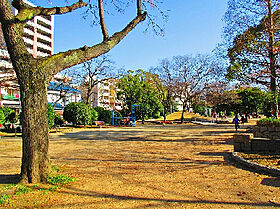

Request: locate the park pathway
(1, 123), (280, 208)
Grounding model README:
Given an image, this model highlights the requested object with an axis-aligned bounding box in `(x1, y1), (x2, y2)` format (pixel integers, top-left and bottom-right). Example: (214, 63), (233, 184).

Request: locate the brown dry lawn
(1, 122), (280, 208)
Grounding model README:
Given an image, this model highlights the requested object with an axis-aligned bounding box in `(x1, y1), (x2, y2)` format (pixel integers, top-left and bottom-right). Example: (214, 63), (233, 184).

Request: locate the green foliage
(257, 118), (280, 127)
(54, 113), (64, 126)
(47, 104), (55, 129)
(192, 104), (204, 115)
(93, 107), (112, 123)
(101, 110), (112, 124)
(0, 109), (5, 125)
(0, 194), (10, 205)
(2, 107), (17, 123)
(91, 108), (99, 123)
(63, 102), (91, 126)
(93, 106), (105, 121)
(47, 174), (75, 186)
(15, 185), (31, 195)
(117, 69), (163, 121)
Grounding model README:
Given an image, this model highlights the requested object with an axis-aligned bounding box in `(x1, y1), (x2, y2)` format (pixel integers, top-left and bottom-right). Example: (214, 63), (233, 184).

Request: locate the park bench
(94, 121), (105, 127)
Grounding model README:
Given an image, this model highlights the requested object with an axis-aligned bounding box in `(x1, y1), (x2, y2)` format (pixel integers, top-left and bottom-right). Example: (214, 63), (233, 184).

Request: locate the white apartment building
(91, 79), (122, 111)
(0, 0), (54, 109)
(15, 0), (54, 57)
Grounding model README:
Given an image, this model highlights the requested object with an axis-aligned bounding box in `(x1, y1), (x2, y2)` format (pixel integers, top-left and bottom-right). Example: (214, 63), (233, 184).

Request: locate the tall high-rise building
(0, 0), (54, 109)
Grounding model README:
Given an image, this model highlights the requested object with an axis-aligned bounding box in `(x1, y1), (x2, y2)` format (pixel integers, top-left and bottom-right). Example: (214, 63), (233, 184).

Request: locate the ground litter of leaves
(1, 122), (280, 208)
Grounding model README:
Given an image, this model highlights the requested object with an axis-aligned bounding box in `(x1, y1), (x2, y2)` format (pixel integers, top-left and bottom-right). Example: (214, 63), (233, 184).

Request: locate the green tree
(117, 69), (163, 123)
(0, 0), (157, 183)
(63, 102), (91, 126)
(236, 87), (267, 116)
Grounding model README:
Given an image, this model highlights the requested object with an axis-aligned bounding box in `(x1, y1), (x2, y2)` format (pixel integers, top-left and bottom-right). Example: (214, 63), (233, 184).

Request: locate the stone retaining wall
(253, 126), (280, 140)
(233, 133), (280, 153)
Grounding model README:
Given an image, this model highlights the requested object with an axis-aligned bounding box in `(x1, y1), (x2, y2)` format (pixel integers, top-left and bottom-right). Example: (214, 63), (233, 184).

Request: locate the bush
(257, 118), (280, 127)
(54, 113), (64, 127)
(0, 109), (5, 125)
(63, 102), (91, 126)
(93, 106), (105, 121)
(48, 104), (55, 129)
(91, 108), (98, 124)
(192, 104), (204, 115)
(2, 107), (17, 123)
(101, 110), (112, 124)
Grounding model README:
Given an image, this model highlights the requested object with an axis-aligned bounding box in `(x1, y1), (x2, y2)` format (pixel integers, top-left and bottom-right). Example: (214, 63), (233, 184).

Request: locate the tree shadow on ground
(261, 178), (280, 187)
(52, 187), (279, 208)
(199, 151), (229, 157)
(0, 174), (20, 184)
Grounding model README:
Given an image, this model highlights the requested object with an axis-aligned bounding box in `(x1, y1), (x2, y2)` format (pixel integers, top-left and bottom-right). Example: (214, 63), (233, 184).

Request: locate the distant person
(241, 116), (246, 124)
(232, 116), (240, 131)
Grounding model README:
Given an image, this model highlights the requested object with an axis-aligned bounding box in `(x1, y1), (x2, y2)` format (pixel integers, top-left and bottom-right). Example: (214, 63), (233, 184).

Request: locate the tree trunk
(268, 0), (279, 118)
(19, 68), (50, 183)
(180, 103), (186, 124)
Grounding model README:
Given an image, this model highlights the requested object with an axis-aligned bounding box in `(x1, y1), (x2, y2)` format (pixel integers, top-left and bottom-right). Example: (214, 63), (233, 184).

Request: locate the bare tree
(157, 54), (217, 123)
(76, 55), (115, 106)
(0, 0), (163, 183)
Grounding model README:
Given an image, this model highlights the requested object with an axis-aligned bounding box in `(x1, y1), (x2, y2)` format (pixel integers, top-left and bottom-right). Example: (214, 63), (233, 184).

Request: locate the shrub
(48, 104), (55, 129)
(257, 118), (280, 127)
(101, 110), (112, 124)
(192, 104), (204, 115)
(63, 102), (91, 126)
(0, 109), (5, 125)
(2, 107), (17, 123)
(93, 106), (105, 121)
(91, 108), (99, 124)
(54, 113), (64, 127)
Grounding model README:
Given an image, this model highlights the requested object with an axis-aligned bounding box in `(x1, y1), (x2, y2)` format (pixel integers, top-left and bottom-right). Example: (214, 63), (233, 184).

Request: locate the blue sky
(53, 0), (228, 71)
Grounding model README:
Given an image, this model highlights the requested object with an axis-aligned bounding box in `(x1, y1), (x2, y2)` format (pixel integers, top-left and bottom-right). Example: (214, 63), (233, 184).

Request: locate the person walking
(232, 115), (240, 131)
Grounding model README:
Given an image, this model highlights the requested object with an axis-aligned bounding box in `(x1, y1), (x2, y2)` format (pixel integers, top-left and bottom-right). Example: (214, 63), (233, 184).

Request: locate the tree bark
(20, 71), (50, 183)
(267, 0), (279, 118)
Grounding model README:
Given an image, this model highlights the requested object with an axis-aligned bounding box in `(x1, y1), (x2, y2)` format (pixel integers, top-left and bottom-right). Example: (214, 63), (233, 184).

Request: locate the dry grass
(0, 121), (279, 208)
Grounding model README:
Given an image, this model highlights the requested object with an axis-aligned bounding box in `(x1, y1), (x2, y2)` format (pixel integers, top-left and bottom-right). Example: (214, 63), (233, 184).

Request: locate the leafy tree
(150, 61), (175, 121)
(47, 104), (55, 129)
(224, 0), (280, 117)
(0, 0), (160, 183)
(63, 102), (91, 126)
(117, 69), (163, 123)
(236, 87), (267, 116)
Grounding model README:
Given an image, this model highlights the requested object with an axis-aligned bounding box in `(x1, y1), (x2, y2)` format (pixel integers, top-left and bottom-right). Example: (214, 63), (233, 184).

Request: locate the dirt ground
(1, 122), (280, 208)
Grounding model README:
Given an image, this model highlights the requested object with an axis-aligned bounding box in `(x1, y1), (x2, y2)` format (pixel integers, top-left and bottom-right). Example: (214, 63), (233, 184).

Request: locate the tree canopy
(117, 69), (163, 122)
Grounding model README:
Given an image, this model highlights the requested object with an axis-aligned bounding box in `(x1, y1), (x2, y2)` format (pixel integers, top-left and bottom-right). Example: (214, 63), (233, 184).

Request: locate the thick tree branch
(44, 12), (147, 76)
(98, 0), (109, 41)
(15, 0), (87, 22)
(137, 0), (142, 16)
